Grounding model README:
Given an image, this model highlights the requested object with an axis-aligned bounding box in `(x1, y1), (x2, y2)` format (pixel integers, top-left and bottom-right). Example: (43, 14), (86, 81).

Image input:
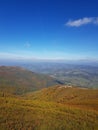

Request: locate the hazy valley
(21, 62), (98, 88)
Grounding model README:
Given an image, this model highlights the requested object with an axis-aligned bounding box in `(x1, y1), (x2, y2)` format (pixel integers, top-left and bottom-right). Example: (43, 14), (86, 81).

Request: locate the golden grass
(0, 86), (98, 130)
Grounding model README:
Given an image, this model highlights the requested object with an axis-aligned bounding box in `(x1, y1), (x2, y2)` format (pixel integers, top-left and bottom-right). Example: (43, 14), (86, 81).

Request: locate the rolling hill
(0, 66), (61, 94)
(0, 85), (98, 130)
(25, 85), (98, 111)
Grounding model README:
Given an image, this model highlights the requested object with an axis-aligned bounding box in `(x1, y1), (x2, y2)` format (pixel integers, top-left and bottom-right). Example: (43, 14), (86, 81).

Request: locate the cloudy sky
(0, 0), (98, 60)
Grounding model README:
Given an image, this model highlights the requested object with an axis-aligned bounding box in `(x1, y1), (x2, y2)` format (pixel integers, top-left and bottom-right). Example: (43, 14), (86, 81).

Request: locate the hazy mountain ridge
(0, 66), (61, 94)
(1, 62), (98, 88)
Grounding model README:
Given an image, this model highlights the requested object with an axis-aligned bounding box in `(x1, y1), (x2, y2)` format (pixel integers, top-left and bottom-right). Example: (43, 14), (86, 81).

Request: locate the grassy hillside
(25, 85), (98, 111)
(0, 86), (97, 130)
(0, 66), (61, 94)
(0, 91), (98, 130)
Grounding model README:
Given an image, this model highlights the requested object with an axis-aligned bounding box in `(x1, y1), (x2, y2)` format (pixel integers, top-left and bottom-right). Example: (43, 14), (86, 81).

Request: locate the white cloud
(66, 17), (98, 27)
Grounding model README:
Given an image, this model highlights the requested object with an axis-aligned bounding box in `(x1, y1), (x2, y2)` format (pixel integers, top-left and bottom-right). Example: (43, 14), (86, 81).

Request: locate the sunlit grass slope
(26, 85), (98, 111)
(0, 93), (98, 130)
(0, 86), (97, 130)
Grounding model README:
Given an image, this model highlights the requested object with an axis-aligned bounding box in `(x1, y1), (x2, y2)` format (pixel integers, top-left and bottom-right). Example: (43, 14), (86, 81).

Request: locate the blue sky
(0, 0), (98, 60)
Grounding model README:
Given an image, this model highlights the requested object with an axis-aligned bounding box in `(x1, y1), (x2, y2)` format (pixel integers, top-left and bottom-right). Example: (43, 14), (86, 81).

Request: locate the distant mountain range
(20, 62), (98, 88)
(1, 61), (98, 88)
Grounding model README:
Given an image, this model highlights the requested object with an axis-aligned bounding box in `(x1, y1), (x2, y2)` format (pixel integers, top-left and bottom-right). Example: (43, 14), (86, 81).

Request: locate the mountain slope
(0, 66), (61, 94)
(0, 86), (98, 130)
(25, 85), (98, 111)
